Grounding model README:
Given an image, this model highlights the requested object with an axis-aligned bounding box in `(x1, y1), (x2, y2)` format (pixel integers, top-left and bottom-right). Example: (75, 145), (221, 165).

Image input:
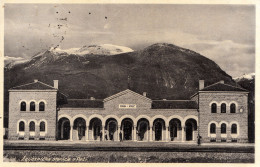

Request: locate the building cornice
(60, 108), (105, 110)
(190, 91), (249, 98)
(9, 90), (57, 92)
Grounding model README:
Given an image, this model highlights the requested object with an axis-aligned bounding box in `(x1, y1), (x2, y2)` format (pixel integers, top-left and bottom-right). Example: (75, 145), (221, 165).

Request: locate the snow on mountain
(50, 44), (134, 56)
(4, 44), (134, 70)
(4, 56), (29, 68)
(234, 73), (255, 81)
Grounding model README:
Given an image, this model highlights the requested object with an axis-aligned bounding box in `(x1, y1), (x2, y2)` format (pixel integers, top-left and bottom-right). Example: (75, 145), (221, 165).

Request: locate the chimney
(199, 80), (204, 90)
(53, 80), (59, 89)
(34, 79), (38, 83)
(90, 97), (95, 100)
(143, 92), (147, 97)
(220, 80), (224, 84)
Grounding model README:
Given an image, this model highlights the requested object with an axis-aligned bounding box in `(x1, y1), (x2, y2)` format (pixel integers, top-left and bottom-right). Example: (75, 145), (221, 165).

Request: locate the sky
(4, 4), (255, 78)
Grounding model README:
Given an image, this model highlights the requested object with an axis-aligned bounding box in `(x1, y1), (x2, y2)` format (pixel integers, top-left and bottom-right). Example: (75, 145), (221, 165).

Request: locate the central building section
(58, 89), (198, 142)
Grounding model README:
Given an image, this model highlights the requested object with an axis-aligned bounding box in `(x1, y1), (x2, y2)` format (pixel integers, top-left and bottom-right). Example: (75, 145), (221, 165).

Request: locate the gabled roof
(10, 80), (56, 90)
(200, 82), (248, 92)
(152, 100), (197, 109)
(61, 99), (104, 108)
(103, 89), (152, 102)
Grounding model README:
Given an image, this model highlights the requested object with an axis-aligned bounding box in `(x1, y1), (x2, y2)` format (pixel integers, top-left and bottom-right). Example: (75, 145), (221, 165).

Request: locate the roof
(61, 99), (104, 108)
(10, 81), (56, 90)
(200, 82), (248, 92)
(152, 100), (198, 109)
(104, 89), (152, 102)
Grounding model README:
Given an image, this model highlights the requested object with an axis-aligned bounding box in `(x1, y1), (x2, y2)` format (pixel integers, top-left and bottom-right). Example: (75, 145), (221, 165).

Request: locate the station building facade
(8, 79), (249, 143)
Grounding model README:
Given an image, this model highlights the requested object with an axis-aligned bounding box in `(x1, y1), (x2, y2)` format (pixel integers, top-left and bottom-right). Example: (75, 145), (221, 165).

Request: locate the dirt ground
(3, 150), (254, 163)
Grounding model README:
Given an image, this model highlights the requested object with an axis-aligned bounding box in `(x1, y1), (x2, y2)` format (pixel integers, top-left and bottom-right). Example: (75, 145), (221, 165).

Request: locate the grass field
(3, 150), (254, 163)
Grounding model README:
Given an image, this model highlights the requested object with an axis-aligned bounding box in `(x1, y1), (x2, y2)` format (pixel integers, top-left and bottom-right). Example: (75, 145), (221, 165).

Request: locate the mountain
(44, 44), (133, 56)
(4, 56), (29, 69)
(4, 43), (235, 100)
(234, 73), (255, 82)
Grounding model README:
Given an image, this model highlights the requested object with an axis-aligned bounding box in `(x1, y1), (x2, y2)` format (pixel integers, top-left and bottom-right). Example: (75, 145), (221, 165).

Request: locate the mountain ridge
(4, 42), (235, 100)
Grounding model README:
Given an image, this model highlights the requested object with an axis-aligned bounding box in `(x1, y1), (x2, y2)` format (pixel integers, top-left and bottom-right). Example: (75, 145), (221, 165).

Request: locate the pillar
(149, 127), (153, 141)
(166, 126), (169, 142)
(85, 126), (89, 141)
(102, 126), (105, 141)
(118, 126), (121, 141)
(227, 125), (232, 142)
(70, 126), (73, 141)
(146, 127), (149, 141)
(133, 125), (137, 141)
(182, 126), (185, 142)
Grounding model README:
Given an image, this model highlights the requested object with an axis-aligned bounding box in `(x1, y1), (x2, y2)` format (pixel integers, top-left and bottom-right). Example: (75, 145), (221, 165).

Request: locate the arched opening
(185, 118), (197, 141)
(153, 118), (165, 141)
(211, 103), (217, 113)
(230, 103), (236, 113)
(29, 122), (35, 132)
(105, 118), (118, 141)
(210, 123), (216, 134)
(169, 118), (181, 141)
(89, 118), (102, 140)
(73, 118), (86, 140)
(137, 118), (149, 141)
(30, 102), (35, 111)
(19, 121), (25, 132)
(221, 123), (227, 134)
(221, 103), (226, 113)
(40, 121), (46, 132)
(20, 102), (26, 111)
(39, 102), (45, 111)
(58, 118), (70, 140)
(231, 124), (237, 134)
(121, 118), (133, 141)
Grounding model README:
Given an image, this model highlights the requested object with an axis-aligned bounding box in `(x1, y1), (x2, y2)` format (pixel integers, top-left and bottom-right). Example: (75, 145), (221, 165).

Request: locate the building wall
(8, 91), (57, 140)
(198, 92), (248, 143)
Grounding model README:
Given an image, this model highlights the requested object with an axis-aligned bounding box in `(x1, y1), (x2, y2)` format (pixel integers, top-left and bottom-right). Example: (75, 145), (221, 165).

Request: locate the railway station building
(7, 79), (249, 143)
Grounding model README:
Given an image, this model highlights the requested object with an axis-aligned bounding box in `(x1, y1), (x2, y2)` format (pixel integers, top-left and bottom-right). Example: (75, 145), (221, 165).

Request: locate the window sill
(209, 134), (216, 138)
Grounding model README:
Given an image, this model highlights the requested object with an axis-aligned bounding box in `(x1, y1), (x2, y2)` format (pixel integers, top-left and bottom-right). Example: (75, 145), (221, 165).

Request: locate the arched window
(230, 103), (236, 113)
(231, 124), (237, 134)
(221, 103), (226, 113)
(20, 102), (26, 111)
(211, 103), (217, 113)
(30, 102), (35, 111)
(29, 122), (35, 131)
(221, 124), (226, 134)
(19, 121), (25, 131)
(39, 102), (45, 111)
(40, 122), (46, 132)
(210, 123), (216, 134)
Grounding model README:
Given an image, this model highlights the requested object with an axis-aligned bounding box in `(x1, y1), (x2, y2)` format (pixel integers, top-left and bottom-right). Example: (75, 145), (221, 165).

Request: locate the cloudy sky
(4, 4), (255, 78)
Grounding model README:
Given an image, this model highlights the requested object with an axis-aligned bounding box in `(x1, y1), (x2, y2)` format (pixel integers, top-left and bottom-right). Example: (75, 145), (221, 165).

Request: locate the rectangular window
(231, 139), (237, 143)
(210, 138), (216, 142)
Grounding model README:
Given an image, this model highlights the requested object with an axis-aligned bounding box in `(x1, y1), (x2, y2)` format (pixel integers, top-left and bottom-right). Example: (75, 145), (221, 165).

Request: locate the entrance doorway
(185, 118), (197, 141)
(137, 119), (149, 141)
(155, 122), (162, 141)
(108, 121), (117, 141)
(122, 119), (133, 140)
(169, 119), (181, 141)
(90, 118), (102, 140)
(73, 118), (86, 140)
(186, 122), (193, 141)
(58, 118), (70, 140)
(153, 118), (165, 141)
